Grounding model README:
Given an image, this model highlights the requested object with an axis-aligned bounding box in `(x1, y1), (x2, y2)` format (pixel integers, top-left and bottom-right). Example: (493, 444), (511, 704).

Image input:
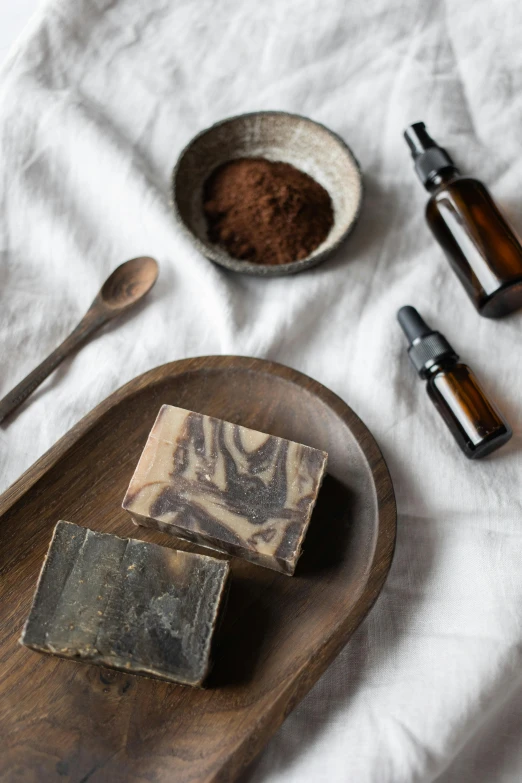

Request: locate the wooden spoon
(0, 256), (159, 424)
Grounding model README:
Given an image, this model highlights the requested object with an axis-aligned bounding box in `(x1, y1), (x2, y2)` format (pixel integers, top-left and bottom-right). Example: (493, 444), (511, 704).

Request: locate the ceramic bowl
(172, 111), (363, 277)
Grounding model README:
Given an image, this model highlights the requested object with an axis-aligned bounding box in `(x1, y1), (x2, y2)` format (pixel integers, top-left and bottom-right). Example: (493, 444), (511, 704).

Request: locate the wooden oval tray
(0, 356), (396, 783)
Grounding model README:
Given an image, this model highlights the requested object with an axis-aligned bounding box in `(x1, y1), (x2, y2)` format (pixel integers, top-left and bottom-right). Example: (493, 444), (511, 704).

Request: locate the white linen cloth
(1, 1), (522, 781)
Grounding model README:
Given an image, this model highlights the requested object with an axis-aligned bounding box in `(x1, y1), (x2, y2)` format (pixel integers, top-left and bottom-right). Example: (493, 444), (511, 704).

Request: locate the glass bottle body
(426, 174), (522, 317)
(426, 361), (512, 458)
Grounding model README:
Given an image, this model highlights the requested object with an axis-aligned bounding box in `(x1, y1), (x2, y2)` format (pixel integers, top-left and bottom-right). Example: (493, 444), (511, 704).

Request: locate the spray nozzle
(404, 122), (437, 156)
(404, 122), (458, 189)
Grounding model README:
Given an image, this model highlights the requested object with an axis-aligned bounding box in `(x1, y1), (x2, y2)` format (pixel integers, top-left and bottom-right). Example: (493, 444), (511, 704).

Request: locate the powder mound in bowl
(203, 158), (334, 266)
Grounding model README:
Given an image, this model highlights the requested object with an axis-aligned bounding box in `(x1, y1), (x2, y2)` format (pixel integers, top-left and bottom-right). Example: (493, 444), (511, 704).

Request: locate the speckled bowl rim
(171, 110), (364, 277)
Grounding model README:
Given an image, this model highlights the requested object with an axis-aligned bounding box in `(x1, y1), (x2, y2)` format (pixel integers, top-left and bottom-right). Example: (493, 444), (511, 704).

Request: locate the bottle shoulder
(425, 177), (494, 224)
(427, 175), (485, 202)
(426, 361), (468, 384)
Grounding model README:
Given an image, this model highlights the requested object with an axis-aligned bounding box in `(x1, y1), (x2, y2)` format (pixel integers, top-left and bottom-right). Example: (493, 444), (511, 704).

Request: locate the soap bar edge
(127, 509), (293, 574)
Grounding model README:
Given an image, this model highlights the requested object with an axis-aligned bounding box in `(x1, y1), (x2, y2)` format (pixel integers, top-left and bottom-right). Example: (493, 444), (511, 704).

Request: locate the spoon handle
(0, 310), (106, 424)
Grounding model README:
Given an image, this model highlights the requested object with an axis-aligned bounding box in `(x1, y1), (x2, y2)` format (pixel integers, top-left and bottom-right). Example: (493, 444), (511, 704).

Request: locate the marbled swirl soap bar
(21, 521), (229, 686)
(122, 405), (328, 575)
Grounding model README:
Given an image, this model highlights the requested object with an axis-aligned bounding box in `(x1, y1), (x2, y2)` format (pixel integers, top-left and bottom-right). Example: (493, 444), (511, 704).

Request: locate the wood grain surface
(0, 356), (396, 783)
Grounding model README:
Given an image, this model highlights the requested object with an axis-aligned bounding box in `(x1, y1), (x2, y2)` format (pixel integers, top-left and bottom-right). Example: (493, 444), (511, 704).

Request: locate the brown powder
(203, 158), (334, 266)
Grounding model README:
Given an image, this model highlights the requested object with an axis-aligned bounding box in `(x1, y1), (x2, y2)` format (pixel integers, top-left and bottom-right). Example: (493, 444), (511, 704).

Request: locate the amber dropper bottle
(397, 306), (512, 459)
(404, 122), (522, 317)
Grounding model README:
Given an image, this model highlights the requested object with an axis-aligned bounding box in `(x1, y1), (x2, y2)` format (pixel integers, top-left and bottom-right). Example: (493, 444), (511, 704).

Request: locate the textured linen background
(1, 1), (522, 781)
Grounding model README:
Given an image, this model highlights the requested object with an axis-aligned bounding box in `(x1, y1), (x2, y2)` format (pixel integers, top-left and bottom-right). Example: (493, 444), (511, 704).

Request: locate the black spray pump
(397, 306), (512, 459)
(404, 123), (458, 188)
(404, 122), (522, 318)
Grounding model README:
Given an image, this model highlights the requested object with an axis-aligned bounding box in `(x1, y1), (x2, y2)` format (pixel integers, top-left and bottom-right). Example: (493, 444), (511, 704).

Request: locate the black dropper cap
(397, 306), (458, 378)
(404, 122), (458, 189)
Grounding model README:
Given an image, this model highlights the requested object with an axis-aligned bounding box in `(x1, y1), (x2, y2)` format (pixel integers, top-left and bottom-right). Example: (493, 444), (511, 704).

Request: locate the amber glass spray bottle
(397, 306), (512, 458)
(404, 123), (522, 317)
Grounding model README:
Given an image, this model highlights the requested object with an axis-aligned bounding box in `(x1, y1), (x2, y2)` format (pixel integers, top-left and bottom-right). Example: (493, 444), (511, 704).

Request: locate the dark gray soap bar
(21, 521), (229, 686)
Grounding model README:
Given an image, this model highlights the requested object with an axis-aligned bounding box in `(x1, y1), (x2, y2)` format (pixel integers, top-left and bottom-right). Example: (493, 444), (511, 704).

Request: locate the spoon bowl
(99, 256), (159, 313)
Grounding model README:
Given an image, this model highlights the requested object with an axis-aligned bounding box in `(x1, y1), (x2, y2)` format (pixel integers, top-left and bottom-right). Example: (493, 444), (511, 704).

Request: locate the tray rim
(0, 354), (397, 781)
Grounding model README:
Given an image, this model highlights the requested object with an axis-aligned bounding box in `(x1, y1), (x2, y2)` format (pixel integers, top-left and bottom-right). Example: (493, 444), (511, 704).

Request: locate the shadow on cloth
(432, 674), (522, 782)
